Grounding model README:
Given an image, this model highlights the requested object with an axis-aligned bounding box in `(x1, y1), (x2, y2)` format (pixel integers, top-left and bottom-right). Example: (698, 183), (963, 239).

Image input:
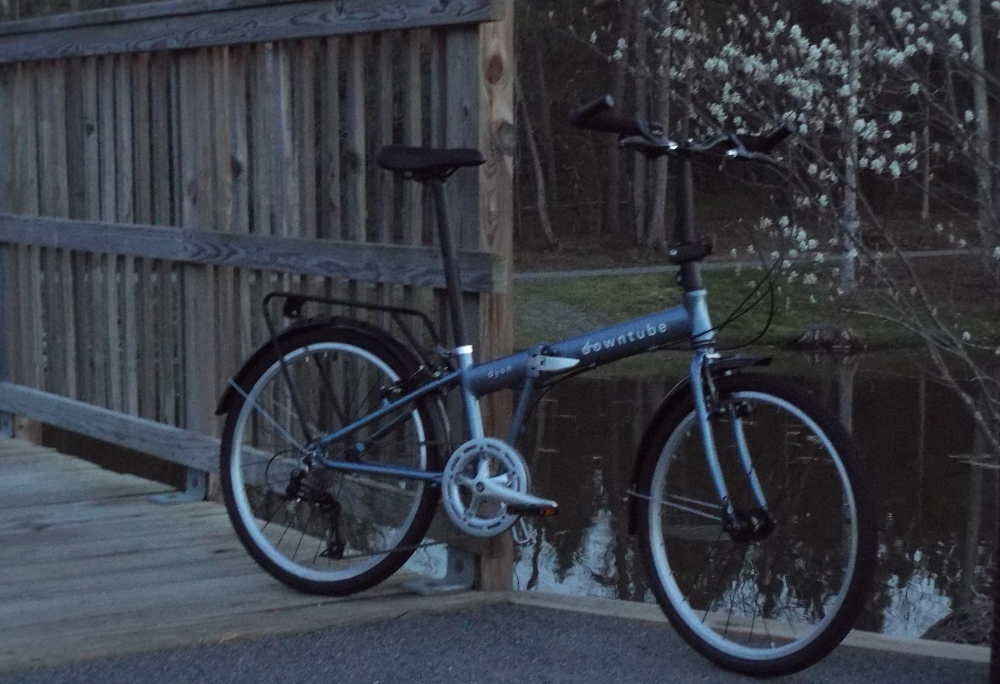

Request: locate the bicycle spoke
(643, 379), (872, 674)
(224, 334), (440, 594)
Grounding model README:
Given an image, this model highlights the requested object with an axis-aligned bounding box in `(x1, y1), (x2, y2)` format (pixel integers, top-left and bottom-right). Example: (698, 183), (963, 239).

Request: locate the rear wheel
(637, 375), (875, 676)
(220, 325), (444, 595)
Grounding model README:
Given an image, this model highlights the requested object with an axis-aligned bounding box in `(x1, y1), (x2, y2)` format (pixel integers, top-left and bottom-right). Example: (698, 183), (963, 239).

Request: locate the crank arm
(477, 477), (558, 511)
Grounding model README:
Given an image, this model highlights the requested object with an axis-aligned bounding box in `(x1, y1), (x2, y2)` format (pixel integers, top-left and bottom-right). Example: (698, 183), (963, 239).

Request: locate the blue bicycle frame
(259, 154), (753, 513)
(305, 289), (735, 503)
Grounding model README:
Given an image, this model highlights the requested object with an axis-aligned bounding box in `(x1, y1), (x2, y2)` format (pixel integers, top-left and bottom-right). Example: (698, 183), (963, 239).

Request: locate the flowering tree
(588, 0), (1000, 454)
(568, 0), (1000, 656)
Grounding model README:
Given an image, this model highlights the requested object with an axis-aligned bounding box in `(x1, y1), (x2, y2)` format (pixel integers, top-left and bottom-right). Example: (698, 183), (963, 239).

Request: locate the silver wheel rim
(647, 390), (860, 661)
(228, 341), (428, 583)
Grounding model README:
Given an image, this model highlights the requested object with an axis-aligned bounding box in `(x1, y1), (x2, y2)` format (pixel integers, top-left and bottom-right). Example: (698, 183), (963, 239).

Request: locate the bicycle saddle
(376, 145), (484, 177)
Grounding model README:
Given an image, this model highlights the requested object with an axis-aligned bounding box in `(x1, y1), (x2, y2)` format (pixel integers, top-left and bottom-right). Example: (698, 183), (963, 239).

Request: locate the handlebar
(569, 95), (644, 136)
(570, 94), (792, 162)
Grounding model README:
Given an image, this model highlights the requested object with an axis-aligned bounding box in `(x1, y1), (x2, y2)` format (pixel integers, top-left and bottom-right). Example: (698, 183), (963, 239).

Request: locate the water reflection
(514, 351), (995, 641)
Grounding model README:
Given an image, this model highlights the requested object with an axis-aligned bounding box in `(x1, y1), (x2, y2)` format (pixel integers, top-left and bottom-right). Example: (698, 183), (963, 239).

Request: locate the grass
(513, 261), (1000, 362)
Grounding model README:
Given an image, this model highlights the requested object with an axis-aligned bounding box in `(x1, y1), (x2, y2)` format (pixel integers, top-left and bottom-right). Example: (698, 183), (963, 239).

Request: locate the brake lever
(722, 148), (785, 175)
(619, 119), (677, 155)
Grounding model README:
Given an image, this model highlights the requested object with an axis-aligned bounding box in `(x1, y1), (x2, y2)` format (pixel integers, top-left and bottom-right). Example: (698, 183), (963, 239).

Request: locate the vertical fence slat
(344, 35), (367, 313)
(0, 64), (12, 417)
(151, 52), (175, 425)
(13, 63), (43, 391)
(344, 36), (366, 244)
(133, 52), (156, 419)
(249, 43), (272, 355)
(65, 58), (86, 402)
(297, 40), (317, 240)
(178, 48), (217, 436)
(213, 45), (239, 406)
(80, 56), (99, 407)
(97, 55), (117, 409)
(320, 37), (340, 242)
(116, 55), (138, 416)
(229, 45), (253, 364)
(404, 30), (423, 246)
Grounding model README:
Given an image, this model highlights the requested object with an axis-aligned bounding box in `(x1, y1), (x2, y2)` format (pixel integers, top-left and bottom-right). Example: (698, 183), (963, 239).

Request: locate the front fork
(689, 349), (770, 518)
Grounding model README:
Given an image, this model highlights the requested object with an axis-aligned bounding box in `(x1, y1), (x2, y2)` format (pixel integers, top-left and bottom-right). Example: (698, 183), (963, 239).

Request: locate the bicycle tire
(220, 324), (444, 596)
(637, 374), (875, 676)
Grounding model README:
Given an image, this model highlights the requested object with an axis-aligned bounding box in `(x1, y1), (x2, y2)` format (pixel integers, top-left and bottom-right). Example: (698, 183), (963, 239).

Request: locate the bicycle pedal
(508, 502), (559, 517)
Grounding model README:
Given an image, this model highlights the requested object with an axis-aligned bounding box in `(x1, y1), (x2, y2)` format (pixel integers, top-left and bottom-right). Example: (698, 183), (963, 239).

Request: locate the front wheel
(637, 375), (875, 677)
(220, 324), (444, 596)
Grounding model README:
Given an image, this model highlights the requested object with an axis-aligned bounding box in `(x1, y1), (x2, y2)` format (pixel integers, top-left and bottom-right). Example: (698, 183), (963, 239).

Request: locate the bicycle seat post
(428, 178), (469, 350)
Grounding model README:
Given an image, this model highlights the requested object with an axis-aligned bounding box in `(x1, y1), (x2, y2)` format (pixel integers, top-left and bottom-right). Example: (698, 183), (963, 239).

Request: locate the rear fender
(215, 317), (418, 416)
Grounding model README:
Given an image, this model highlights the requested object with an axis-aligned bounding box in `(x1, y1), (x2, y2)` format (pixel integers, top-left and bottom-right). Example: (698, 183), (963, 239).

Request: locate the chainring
(441, 437), (529, 537)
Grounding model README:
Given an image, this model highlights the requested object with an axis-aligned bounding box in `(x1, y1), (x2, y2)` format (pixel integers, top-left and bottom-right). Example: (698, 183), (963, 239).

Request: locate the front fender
(626, 356), (771, 535)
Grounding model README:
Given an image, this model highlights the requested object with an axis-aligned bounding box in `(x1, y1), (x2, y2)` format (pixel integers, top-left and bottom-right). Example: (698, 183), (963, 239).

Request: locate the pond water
(509, 351), (996, 640)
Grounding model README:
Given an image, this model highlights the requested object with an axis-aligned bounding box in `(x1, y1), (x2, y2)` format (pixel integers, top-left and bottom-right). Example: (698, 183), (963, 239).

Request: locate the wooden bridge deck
(0, 439), (488, 674)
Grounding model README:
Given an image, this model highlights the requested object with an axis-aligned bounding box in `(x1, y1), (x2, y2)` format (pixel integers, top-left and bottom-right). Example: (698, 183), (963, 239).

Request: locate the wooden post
(0, 63), (9, 438)
(477, 0), (515, 592)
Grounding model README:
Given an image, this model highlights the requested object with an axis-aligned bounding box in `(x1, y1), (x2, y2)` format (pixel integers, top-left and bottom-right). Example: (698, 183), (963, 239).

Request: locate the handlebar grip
(570, 95), (644, 136)
(569, 94), (614, 126)
(744, 122), (795, 153)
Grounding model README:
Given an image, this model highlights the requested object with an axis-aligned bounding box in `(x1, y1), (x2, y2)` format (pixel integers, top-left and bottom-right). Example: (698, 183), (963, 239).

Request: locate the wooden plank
(343, 34), (367, 245)
(98, 54), (117, 409)
(403, 30), (424, 245)
(36, 59), (72, 402)
(248, 42), (272, 359)
(212, 46), (239, 412)
(0, 548), (254, 602)
(318, 37), (340, 241)
(297, 40), (318, 240)
(0, 497), (232, 539)
(0, 215), (501, 289)
(64, 58), (87, 403)
(0, 589), (491, 674)
(179, 48), (217, 440)
(270, 42), (293, 239)
(0, 67), (13, 401)
(0, 478), (170, 510)
(149, 52), (173, 425)
(132, 53), (156, 418)
(116, 55), (138, 416)
(13, 63), (43, 391)
(228, 45), (253, 366)
(0, 382), (220, 472)
(0, 505), (233, 553)
(0, 65), (8, 213)
(79, 56), (100, 406)
(0, 1), (496, 63)
(0, 573), (468, 672)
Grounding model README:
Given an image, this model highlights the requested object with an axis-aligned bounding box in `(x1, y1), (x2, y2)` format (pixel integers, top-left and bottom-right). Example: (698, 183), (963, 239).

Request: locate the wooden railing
(0, 0), (514, 588)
